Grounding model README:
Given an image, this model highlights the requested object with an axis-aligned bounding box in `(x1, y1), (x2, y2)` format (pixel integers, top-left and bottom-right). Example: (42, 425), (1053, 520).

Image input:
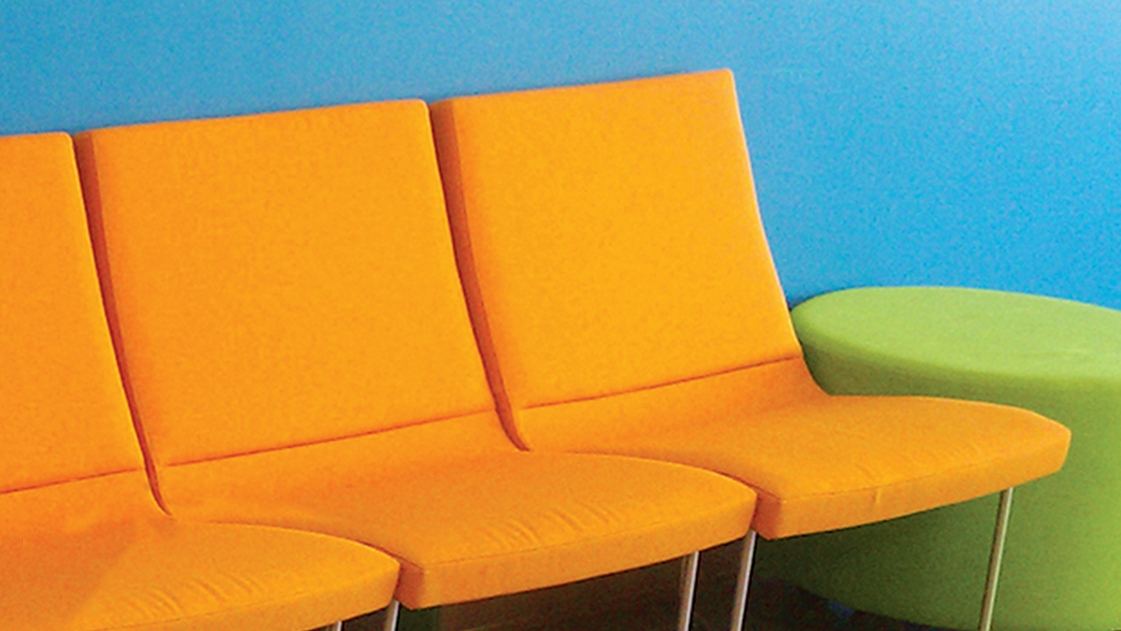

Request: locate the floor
(513, 576), (955, 631)
(330, 537), (959, 631)
(338, 573), (956, 631)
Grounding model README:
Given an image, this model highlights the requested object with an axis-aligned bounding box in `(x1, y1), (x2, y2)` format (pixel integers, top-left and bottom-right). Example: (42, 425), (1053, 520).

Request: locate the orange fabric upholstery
(75, 101), (757, 608)
(1, 473), (398, 631)
(433, 71), (798, 415)
(76, 103), (495, 467)
(0, 132), (399, 631)
(430, 70), (1071, 539)
(157, 436), (751, 607)
(0, 135), (141, 493)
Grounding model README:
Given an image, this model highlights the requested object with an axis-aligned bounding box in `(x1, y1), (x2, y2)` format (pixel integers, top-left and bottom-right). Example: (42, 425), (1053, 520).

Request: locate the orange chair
(0, 132), (399, 631)
(430, 70), (1072, 631)
(75, 100), (757, 630)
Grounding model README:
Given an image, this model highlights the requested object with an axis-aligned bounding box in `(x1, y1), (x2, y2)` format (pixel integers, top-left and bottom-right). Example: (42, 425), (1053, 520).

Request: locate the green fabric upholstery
(758, 286), (1121, 631)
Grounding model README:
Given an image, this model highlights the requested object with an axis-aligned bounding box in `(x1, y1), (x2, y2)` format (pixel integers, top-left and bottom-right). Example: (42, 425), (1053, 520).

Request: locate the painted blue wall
(3, 1), (1118, 308)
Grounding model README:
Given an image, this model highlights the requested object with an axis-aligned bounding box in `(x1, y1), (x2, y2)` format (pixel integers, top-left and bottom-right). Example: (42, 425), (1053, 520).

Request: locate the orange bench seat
(430, 69), (1069, 539)
(74, 99), (756, 617)
(430, 69), (1070, 631)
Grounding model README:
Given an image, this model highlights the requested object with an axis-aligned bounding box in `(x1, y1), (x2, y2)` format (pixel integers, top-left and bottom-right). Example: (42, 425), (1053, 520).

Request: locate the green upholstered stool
(756, 286), (1121, 631)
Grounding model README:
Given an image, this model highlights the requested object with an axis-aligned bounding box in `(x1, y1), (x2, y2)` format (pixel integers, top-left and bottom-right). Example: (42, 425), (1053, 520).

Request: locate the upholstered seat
(764, 287), (1121, 630)
(74, 99), (756, 619)
(0, 132), (398, 631)
(429, 69), (1070, 630)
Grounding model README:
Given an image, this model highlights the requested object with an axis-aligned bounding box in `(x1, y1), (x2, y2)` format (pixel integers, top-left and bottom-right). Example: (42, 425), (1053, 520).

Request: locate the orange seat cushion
(520, 360), (1068, 538)
(154, 416), (755, 608)
(431, 70), (1071, 539)
(1, 473), (399, 631)
(76, 101), (757, 607)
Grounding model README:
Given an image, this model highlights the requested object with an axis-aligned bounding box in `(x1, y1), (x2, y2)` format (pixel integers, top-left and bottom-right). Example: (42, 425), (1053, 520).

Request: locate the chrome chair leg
(979, 487), (1015, 631)
(676, 550), (701, 631)
(382, 599), (400, 631)
(730, 530), (757, 631)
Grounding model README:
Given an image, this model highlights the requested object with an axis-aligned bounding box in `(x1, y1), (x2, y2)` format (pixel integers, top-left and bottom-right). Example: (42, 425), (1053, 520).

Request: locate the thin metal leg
(382, 599), (400, 631)
(676, 551), (701, 631)
(978, 487), (1014, 631)
(328, 622), (343, 631)
(730, 530), (757, 631)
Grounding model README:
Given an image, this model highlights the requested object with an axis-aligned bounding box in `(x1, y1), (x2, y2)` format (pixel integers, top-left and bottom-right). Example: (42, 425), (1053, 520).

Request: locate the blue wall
(3, 1), (1118, 308)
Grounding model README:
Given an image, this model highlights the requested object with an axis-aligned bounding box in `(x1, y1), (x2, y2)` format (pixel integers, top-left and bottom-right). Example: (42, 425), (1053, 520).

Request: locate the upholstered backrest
(75, 101), (497, 467)
(0, 132), (145, 494)
(432, 70), (803, 445)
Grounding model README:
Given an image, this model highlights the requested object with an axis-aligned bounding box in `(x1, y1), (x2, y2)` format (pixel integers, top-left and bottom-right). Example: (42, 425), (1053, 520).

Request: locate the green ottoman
(756, 286), (1121, 631)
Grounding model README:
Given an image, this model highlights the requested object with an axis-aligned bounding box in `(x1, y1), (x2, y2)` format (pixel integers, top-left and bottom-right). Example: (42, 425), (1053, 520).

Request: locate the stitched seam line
(165, 407), (496, 468)
(521, 355), (803, 412)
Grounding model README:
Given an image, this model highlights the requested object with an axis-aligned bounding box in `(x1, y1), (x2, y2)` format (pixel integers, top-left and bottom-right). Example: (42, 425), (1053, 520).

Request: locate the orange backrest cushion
(433, 70), (801, 422)
(0, 132), (144, 493)
(76, 101), (496, 467)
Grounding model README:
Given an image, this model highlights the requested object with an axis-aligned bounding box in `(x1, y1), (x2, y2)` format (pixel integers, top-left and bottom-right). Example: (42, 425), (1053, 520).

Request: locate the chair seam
(163, 407), (497, 468)
(0, 467), (144, 497)
(520, 355), (804, 412)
